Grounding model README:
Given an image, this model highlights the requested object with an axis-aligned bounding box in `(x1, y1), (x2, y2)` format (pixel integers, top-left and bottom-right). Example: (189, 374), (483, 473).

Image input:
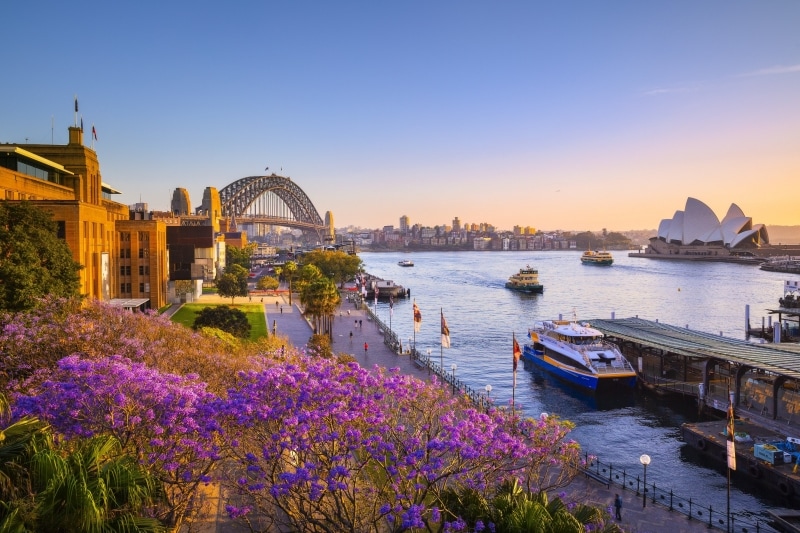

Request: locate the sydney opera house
(644, 198), (769, 257)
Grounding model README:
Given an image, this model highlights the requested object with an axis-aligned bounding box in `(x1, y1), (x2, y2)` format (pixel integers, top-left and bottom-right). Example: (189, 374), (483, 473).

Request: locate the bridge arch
(218, 175), (326, 234)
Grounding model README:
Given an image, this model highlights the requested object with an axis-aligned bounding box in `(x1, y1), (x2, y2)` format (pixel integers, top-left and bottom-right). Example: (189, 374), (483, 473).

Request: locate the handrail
(583, 453), (777, 533)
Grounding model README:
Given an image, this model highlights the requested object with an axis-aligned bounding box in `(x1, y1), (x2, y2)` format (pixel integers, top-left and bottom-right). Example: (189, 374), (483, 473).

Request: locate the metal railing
(583, 453), (778, 533)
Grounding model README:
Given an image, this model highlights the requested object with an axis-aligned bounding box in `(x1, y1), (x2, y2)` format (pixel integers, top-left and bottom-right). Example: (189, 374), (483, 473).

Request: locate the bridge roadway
(167, 294), (719, 533)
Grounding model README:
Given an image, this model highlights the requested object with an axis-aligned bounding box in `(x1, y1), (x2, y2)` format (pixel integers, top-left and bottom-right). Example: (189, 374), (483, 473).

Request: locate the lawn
(170, 303), (267, 341)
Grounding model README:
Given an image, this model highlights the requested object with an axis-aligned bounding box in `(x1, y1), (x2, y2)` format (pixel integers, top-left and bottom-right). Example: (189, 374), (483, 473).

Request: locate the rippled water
(360, 250), (790, 514)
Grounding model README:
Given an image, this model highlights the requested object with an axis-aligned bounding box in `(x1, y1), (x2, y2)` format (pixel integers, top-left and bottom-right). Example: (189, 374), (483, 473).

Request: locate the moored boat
(398, 259), (414, 267)
(581, 250), (614, 265)
(523, 320), (636, 391)
(505, 266), (543, 293)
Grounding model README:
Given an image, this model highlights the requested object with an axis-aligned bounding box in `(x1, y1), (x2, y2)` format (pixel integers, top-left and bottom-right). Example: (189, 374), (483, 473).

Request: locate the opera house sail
(641, 197), (768, 260)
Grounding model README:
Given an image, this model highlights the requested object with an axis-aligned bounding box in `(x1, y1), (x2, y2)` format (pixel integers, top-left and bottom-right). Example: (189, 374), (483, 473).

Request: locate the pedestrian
(276, 301), (279, 308)
(260, 298), (263, 303)
(359, 319), (362, 328)
(614, 494), (622, 520)
(364, 342), (368, 354)
(249, 296), (252, 302)
(349, 331), (353, 341)
(347, 309), (351, 316)
(355, 319), (358, 328)
(280, 306), (283, 314)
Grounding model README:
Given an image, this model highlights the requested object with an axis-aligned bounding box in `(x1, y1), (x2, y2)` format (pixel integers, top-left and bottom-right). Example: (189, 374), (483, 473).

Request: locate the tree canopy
(192, 305), (251, 338)
(0, 201), (82, 311)
(225, 243), (257, 270)
(216, 264), (249, 304)
(300, 249), (362, 288)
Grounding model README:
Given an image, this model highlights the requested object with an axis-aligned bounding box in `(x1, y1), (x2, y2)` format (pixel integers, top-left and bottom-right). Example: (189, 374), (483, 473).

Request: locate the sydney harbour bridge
(216, 174), (330, 242)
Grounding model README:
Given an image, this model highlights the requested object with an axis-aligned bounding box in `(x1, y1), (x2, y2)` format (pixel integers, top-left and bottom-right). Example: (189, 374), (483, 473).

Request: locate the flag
(80, 118), (84, 132)
(441, 310), (451, 348)
(413, 301), (422, 332)
(513, 333), (521, 372)
(74, 96), (78, 112)
(92, 125), (97, 141)
(726, 400), (737, 470)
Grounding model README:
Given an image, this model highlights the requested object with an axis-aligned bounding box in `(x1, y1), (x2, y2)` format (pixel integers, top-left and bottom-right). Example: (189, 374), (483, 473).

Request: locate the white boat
(398, 259), (414, 267)
(581, 250), (614, 265)
(523, 320), (636, 391)
(505, 266), (543, 293)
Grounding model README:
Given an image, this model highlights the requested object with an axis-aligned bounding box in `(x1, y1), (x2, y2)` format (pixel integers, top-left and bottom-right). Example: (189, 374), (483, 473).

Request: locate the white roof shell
(655, 197), (768, 248)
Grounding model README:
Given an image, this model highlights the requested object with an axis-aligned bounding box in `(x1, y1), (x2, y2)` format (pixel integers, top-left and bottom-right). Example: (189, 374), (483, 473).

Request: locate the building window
(139, 283), (145, 293)
(120, 266), (126, 276)
(139, 265), (150, 276)
(126, 283), (131, 293)
(120, 283), (126, 294)
(56, 221), (66, 239)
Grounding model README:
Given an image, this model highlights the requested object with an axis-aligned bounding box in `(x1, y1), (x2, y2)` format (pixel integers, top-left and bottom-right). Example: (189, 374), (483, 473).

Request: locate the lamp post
(485, 384), (492, 400)
(451, 364), (457, 394)
(640, 454), (651, 508)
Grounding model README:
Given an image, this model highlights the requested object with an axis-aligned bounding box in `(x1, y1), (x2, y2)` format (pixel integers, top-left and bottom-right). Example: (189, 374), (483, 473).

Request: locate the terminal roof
(591, 317), (800, 380)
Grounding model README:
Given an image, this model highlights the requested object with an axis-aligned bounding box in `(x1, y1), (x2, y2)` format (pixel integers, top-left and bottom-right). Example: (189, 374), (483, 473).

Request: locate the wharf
(681, 418), (800, 506)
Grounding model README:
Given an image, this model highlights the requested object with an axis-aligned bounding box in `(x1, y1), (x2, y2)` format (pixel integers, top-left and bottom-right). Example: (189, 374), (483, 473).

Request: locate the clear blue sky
(3, 1), (799, 231)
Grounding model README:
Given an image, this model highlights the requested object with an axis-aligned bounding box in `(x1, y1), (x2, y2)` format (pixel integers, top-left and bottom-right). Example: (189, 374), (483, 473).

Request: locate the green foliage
(443, 478), (622, 533)
(0, 201), (82, 312)
(226, 243), (257, 270)
(307, 333), (334, 358)
(216, 264), (249, 304)
(300, 249), (363, 287)
(300, 276), (341, 339)
(192, 306), (252, 338)
(255, 275), (279, 291)
(567, 230), (632, 250)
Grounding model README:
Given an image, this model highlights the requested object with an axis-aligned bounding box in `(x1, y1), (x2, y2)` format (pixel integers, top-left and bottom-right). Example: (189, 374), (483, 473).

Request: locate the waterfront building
(646, 197), (769, 256)
(0, 126), (168, 308)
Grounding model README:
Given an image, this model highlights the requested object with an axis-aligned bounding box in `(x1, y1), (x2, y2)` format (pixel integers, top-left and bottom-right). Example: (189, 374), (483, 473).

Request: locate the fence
(359, 294), (775, 532)
(584, 453), (778, 533)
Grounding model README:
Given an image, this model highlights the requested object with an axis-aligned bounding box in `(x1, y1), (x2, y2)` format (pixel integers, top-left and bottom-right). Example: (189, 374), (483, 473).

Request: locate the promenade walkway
(171, 292), (738, 533)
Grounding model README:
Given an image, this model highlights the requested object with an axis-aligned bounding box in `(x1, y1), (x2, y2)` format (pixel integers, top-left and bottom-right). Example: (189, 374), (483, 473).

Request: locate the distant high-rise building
(399, 215), (410, 233)
(452, 217), (461, 232)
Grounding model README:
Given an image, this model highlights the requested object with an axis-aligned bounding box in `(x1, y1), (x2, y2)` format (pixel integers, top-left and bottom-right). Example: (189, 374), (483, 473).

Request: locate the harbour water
(359, 250), (795, 516)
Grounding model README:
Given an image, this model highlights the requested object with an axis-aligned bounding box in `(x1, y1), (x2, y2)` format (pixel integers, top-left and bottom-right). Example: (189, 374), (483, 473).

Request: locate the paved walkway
(168, 293), (737, 533)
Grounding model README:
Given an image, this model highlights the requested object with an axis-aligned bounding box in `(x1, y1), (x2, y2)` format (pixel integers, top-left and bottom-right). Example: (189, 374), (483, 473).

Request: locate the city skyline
(2, 1), (798, 231)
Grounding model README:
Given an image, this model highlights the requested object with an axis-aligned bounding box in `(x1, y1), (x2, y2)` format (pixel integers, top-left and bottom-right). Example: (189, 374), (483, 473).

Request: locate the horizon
(1, 1), (798, 230)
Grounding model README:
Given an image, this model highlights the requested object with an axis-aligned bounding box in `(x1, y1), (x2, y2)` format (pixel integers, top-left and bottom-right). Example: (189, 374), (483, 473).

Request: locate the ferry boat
(581, 250), (614, 265)
(523, 320), (637, 391)
(505, 266), (543, 293)
(398, 259), (414, 267)
(761, 256), (800, 274)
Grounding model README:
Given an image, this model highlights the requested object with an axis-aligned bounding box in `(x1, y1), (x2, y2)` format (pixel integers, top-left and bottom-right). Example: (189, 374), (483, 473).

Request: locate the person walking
(364, 342), (368, 354)
(614, 494), (622, 521)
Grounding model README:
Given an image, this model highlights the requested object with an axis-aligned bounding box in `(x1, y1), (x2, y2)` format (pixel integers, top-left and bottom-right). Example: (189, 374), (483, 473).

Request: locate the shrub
(192, 306), (251, 338)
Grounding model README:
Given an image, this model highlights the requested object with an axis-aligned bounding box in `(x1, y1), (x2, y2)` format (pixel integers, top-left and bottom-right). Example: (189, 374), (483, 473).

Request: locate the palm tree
(300, 276), (341, 340)
(283, 261), (297, 305)
(0, 394), (44, 532)
(30, 433), (166, 533)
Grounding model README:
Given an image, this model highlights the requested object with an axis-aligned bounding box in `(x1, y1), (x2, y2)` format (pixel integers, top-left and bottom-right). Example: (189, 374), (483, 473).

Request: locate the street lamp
(640, 454), (651, 508)
(485, 384), (492, 399)
(451, 364), (457, 394)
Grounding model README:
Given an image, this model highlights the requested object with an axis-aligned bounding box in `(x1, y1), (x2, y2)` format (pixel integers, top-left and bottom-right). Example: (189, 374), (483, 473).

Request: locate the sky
(2, 1), (799, 232)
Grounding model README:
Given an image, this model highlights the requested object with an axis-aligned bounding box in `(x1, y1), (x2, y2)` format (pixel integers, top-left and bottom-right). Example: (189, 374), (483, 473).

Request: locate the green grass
(170, 303), (267, 341)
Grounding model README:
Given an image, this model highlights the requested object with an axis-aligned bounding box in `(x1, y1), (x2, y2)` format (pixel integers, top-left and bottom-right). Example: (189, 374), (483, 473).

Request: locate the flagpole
(512, 332), (521, 414)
